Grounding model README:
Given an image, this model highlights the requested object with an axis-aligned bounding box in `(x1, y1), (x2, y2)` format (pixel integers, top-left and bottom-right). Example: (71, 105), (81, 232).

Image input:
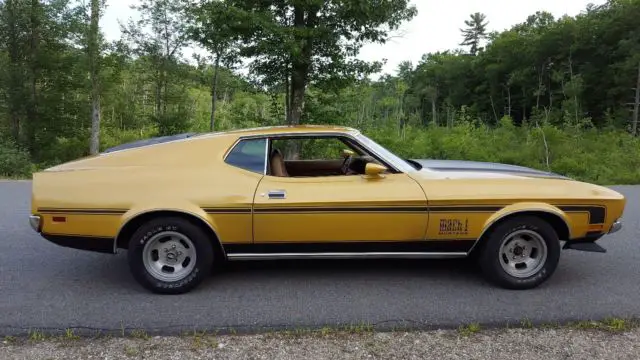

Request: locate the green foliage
(364, 119), (640, 185)
(0, 140), (32, 178)
(0, 0), (639, 186)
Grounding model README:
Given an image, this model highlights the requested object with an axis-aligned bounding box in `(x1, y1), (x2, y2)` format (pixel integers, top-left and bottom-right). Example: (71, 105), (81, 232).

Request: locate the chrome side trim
(226, 252), (468, 261)
(29, 215), (41, 232)
(263, 136), (269, 175)
(467, 208), (572, 254)
(608, 219), (622, 234)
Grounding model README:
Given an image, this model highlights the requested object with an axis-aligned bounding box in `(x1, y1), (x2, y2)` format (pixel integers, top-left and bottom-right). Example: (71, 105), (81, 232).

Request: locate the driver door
(252, 136), (428, 244)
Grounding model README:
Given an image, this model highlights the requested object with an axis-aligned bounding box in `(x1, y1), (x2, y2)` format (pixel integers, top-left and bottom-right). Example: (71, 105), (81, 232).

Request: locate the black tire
(477, 215), (560, 290)
(127, 216), (214, 294)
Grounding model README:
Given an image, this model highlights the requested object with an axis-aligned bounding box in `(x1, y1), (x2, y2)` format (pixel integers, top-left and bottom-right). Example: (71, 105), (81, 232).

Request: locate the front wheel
(127, 217), (214, 294)
(477, 215), (560, 290)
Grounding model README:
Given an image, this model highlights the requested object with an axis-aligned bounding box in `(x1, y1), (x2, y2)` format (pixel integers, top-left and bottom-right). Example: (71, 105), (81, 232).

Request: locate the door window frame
(224, 132), (406, 177)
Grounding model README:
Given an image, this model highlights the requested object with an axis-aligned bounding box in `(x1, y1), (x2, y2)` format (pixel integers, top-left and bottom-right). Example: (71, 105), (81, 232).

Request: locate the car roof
(101, 125), (360, 155)
(200, 125), (360, 138)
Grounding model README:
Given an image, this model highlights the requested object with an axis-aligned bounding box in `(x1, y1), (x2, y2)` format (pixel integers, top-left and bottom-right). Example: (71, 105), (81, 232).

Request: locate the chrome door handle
(267, 190), (286, 199)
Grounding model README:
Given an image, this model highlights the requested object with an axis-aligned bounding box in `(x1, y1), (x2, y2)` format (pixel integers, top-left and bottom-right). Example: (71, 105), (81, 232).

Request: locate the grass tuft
(457, 323), (481, 337)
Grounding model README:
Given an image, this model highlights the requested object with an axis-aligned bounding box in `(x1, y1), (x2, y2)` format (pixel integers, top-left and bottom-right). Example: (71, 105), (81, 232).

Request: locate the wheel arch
(469, 204), (572, 255)
(114, 209), (226, 259)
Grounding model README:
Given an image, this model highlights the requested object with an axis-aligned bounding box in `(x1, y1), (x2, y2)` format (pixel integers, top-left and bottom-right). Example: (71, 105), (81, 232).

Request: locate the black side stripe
(429, 206), (504, 212)
(252, 205), (504, 214)
(557, 205), (606, 224)
(38, 208), (127, 215)
(203, 208), (252, 214)
(36, 204), (607, 225)
(253, 206), (429, 213)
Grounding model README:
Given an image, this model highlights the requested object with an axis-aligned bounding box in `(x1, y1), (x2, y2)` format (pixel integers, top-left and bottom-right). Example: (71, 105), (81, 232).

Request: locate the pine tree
(460, 12), (488, 55)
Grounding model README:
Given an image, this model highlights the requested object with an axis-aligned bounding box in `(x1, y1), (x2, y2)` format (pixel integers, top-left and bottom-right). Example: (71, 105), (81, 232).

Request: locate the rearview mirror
(364, 163), (387, 178)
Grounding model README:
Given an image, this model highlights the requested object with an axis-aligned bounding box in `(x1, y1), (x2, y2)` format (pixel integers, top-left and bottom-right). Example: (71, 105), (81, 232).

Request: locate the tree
(460, 12), (488, 55)
(216, 0), (418, 130)
(187, 0), (240, 131)
(0, 0), (28, 143)
(120, 0), (190, 133)
(87, 0), (103, 154)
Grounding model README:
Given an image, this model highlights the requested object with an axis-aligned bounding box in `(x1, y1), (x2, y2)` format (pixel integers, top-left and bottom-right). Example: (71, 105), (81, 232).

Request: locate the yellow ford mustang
(29, 125), (625, 294)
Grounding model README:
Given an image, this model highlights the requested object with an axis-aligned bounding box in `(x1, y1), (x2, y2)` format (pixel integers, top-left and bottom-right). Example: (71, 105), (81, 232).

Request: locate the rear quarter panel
(31, 134), (262, 245)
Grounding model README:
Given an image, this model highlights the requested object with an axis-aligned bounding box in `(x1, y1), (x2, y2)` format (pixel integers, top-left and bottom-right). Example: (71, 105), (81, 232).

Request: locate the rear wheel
(477, 215), (560, 289)
(127, 217), (214, 294)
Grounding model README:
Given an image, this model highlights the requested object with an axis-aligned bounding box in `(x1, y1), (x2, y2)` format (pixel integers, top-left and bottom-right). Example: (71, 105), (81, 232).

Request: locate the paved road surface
(1, 181), (639, 336)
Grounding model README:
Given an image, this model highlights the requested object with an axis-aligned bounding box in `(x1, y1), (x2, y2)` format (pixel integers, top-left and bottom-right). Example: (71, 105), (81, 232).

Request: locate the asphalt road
(1, 181), (639, 336)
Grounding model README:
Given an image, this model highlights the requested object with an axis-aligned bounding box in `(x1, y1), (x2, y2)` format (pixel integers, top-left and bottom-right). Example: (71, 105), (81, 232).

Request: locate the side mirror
(364, 163), (387, 178)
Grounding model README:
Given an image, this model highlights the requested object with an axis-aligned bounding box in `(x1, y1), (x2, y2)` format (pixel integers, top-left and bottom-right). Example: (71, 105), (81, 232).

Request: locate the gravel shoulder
(3, 322), (640, 360)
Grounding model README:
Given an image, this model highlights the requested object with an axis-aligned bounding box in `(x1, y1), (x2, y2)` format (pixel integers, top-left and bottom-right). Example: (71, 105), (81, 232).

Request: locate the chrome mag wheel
(498, 229), (548, 279)
(142, 231), (197, 282)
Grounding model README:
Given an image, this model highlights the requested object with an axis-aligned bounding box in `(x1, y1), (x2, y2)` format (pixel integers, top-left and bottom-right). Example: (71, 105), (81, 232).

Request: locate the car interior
(266, 136), (385, 178)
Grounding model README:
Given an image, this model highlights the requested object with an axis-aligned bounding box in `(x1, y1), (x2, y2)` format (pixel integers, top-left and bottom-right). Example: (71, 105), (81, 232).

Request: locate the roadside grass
(457, 323), (481, 337)
(3, 317), (637, 347)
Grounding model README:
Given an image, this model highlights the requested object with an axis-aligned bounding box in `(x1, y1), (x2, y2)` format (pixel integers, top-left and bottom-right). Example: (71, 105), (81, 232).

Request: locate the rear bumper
(29, 215), (41, 232)
(30, 214), (114, 254)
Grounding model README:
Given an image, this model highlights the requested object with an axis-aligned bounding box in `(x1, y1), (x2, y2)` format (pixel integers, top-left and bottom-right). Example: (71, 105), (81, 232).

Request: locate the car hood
(409, 159), (570, 180)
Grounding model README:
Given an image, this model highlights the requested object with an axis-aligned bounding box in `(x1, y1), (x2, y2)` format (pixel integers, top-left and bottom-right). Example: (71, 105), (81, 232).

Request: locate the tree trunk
(210, 52), (221, 131)
(26, 0), (40, 156)
(568, 53), (578, 124)
(162, 66), (168, 117)
(536, 64), (544, 109)
(155, 66), (161, 116)
(522, 86), (527, 122)
(503, 85), (512, 117)
(490, 95), (498, 123)
(284, 67), (291, 124)
(162, 7), (170, 118)
(632, 61), (640, 137)
(89, 0), (101, 155)
(285, 5), (316, 159)
(431, 95), (437, 126)
(6, 0), (22, 143)
(289, 69), (306, 127)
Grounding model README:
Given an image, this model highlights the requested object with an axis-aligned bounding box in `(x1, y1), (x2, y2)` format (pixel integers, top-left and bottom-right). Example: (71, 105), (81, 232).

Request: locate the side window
(225, 138), (266, 174)
(271, 137), (349, 160)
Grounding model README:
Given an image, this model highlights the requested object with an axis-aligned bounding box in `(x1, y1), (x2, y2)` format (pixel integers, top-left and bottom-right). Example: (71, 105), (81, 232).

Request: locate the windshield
(354, 133), (418, 172)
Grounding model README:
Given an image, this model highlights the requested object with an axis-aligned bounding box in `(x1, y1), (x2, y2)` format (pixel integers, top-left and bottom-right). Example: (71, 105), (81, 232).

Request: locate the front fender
(479, 202), (574, 241)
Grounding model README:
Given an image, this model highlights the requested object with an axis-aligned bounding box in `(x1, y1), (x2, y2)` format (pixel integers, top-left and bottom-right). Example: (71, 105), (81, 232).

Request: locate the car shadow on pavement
(207, 257), (487, 286)
(47, 250), (586, 294)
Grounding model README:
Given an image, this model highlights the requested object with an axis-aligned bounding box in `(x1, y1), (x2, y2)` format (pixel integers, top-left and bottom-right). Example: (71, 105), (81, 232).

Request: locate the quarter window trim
(223, 137), (269, 175)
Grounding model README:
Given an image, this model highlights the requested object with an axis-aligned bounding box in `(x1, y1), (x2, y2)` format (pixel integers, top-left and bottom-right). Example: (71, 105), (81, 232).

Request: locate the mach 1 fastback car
(29, 125), (625, 294)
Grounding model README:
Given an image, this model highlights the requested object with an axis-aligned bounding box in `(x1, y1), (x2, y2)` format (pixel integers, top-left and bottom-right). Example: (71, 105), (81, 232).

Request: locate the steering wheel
(341, 154), (354, 174)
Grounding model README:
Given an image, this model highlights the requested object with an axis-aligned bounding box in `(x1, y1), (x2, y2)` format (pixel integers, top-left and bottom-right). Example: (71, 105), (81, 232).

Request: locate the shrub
(0, 141), (33, 178)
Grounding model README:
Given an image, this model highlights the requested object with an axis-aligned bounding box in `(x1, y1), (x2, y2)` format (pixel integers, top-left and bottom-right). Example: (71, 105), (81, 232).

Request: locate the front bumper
(608, 219), (622, 234)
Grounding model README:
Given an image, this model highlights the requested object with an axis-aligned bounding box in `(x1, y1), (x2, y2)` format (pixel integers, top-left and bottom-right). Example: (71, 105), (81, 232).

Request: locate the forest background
(1, 0), (639, 185)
